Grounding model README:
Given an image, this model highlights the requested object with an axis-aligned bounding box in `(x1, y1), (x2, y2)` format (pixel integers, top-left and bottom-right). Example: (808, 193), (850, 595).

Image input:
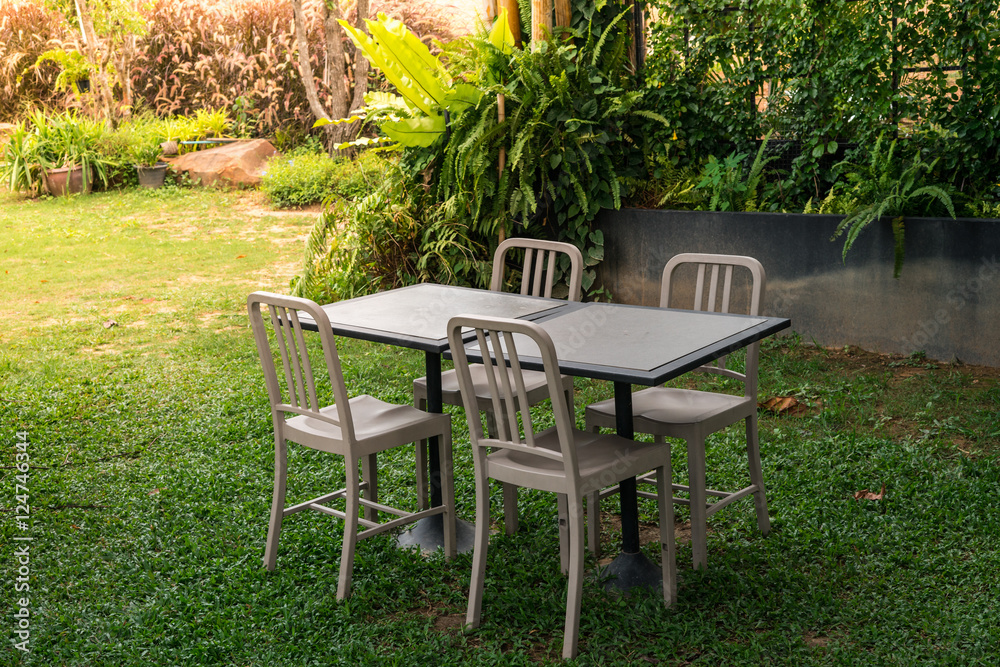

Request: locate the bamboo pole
(496, 0), (520, 244)
(501, 0), (522, 46)
(497, 93), (506, 244)
(554, 0), (571, 31)
(531, 0), (553, 46)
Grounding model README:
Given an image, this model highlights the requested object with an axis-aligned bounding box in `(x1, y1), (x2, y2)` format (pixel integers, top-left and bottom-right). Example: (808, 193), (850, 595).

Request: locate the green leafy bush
(291, 164), (483, 302)
(261, 150), (387, 209)
(642, 0), (1000, 210)
(296, 2), (656, 298)
(432, 4), (654, 295)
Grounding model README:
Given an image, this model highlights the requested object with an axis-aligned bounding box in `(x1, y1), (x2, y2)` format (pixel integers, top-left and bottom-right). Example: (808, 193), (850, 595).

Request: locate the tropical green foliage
(291, 161), (483, 302)
(694, 134), (776, 212)
(825, 137), (956, 278)
(300, 2), (651, 299)
(326, 12), (482, 148)
(641, 0), (1000, 210)
(32, 48), (93, 94)
(1, 121), (44, 193)
(434, 3), (652, 295)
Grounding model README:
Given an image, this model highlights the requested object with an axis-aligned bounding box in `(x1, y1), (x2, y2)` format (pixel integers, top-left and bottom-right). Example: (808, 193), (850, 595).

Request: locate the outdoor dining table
(299, 283), (790, 591)
(465, 300), (791, 590)
(297, 283), (569, 552)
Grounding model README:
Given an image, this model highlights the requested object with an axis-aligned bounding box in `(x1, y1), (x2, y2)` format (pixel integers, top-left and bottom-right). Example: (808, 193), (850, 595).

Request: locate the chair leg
(656, 463), (677, 606)
(584, 420), (603, 556)
(746, 413), (771, 536)
(564, 383), (575, 424)
(585, 491), (601, 557)
(561, 496), (586, 660)
(490, 412), (520, 536)
(414, 397), (429, 512)
(502, 483), (519, 536)
(687, 437), (709, 570)
(361, 453), (378, 524)
(438, 430), (457, 558)
(263, 435), (287, 571)
(466, 466), (491, 630)
(337, 457), (361, 600)
(557, 494), (570, 575)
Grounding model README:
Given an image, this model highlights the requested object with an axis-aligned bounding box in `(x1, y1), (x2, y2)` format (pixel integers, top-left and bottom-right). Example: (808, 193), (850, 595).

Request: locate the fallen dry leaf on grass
(102, 319), (117, 329)
(758, 395), (811, 416)
(853, 484), (885, 501)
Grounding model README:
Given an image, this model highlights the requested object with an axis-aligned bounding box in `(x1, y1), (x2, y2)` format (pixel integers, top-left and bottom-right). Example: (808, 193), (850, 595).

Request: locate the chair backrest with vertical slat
(448, 315), (580, 473)
(490, 238), (584, 301)
(247, 292), (356, 441)
(659, 254), (766, 392)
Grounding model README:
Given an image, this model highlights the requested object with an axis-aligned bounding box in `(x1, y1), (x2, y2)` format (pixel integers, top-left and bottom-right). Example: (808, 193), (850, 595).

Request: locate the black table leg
(397, 351), (474, 553)
(425, 352), (444, 508)
(600, 381), (663, 592)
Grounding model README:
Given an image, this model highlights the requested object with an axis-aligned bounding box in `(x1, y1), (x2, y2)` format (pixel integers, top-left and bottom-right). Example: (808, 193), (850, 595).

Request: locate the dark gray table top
(466, 301), (791, 385)
(297, 283), (567, 352)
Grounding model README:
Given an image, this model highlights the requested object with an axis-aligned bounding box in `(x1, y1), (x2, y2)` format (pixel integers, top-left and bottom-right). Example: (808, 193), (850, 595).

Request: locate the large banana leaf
(339, 14), (446, 116)
(381, 114), (446, 147)
(365, 15), (448, 108)
(370, 15), (450, 84)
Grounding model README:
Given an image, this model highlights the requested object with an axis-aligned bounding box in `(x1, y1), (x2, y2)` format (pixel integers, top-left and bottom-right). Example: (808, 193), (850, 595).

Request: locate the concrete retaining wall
(595, 209), (1000, 367)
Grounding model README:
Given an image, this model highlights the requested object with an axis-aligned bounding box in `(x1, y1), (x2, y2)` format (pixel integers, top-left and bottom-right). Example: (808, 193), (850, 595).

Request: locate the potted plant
(33, 49), (93, 96)
(130, 134), (168, 188)
(29, 111), (114, 196)
(1, 112), (113, 197)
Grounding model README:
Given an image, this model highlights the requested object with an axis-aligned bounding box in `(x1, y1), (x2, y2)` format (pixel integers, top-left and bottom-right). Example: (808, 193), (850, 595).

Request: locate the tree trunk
(290, 0), (369, 152)
(554, 0), (571, 30)
(350, 0), (370, 114)
(73, 0), (115, 121)
(290, 0), (332, 125)
(322, 0), (350, 122)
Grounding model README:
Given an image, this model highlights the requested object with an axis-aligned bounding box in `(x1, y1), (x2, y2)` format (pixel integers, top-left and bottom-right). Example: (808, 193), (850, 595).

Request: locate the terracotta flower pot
(44, 166), (92, 196)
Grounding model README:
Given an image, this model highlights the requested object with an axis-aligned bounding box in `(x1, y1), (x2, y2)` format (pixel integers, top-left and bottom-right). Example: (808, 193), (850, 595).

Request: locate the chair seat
(486, 426), (667, 493)
(415, 364), (571, 409)
(586, 386), (754, 434)
(286, 395), (450, 455)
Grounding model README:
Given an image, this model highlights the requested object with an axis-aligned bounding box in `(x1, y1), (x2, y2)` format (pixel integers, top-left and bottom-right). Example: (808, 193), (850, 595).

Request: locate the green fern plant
(829, 136), (956, 278)
(695, 133), (776, 212)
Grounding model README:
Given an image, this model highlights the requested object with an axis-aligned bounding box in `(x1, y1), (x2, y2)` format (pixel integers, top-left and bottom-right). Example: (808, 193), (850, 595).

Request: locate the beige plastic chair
(413, 238), (583, 534)
(248, 292), (455, 600)
(450, 315), (676, 660)
(584, 254), (769, 570)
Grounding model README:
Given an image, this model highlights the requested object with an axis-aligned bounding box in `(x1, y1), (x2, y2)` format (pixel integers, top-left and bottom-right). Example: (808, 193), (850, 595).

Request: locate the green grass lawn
(2, 187), (999, 665)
